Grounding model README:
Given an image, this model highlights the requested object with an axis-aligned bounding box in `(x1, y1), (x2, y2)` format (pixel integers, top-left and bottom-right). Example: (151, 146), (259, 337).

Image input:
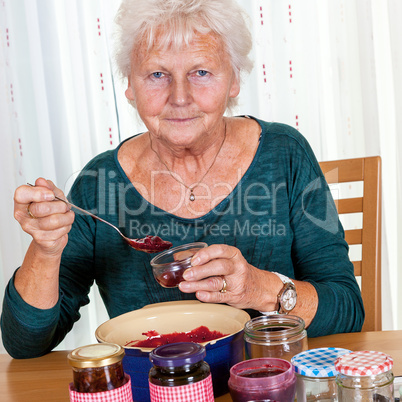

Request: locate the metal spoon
(27, 183), (172, 253)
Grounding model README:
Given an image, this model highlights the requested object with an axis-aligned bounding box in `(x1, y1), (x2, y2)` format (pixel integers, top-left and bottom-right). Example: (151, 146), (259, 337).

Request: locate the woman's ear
(229, 73), (241, 98)
(125, 77), (135, 101)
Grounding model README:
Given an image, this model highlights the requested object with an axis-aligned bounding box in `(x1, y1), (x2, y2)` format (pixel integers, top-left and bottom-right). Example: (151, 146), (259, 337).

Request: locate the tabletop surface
(1, 330), (402, 402)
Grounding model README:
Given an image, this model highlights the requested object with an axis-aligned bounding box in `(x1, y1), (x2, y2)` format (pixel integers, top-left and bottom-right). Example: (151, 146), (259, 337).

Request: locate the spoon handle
(26, 183), (127, 239)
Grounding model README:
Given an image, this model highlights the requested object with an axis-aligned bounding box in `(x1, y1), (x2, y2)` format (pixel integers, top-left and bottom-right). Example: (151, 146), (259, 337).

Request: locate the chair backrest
(319, 156), (382, 332)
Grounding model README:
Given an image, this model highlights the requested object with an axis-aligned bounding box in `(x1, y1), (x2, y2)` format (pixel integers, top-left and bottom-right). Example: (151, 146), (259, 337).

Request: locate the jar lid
(291, 347), (352, 377)
(335, 350), (393, 376)
(149, 342), (206, 367)
(67, 343), (125, 369)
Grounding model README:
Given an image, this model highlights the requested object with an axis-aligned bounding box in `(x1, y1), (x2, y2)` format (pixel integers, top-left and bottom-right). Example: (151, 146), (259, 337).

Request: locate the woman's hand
(14, 178), (75, 257)
(178, 244), (280, 311)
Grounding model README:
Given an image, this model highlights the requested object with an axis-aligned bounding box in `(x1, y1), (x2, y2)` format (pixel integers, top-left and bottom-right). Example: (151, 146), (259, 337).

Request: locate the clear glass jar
(335, 350), (394, 401)
(149, 342), (214, 401)
(291, 347), (352, 401)
(67, 343), (127, 393)
(244, 315), (308, 361)
(228, 357), (296, 402)
(150, 242), (207, 288)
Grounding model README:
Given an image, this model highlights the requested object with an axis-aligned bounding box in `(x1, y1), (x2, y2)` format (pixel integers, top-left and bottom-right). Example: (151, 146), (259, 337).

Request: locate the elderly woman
(2, 0), (363, 358)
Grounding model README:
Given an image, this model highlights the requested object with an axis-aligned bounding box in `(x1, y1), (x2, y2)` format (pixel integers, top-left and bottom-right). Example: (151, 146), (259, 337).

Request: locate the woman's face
(125, 31), (240, 147)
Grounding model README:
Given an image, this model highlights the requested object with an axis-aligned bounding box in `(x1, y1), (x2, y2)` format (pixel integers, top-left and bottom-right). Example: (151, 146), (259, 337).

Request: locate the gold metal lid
(67, 343), (125, 369)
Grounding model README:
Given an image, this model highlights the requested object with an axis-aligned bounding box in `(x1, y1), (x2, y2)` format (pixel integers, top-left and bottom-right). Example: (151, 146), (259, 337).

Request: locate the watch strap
(272, 272), (294, 285)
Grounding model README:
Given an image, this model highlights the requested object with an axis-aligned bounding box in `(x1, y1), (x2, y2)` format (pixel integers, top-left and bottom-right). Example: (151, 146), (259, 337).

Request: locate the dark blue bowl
(123, 329), (245, 402)
(95, 301), (250, 402)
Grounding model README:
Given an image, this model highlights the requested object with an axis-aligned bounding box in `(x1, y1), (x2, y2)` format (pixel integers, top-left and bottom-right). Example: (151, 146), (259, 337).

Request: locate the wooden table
(1, 330), (402, 402)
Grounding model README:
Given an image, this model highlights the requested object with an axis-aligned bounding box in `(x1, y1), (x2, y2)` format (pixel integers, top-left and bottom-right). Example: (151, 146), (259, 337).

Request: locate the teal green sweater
(1, 118), (364, 358)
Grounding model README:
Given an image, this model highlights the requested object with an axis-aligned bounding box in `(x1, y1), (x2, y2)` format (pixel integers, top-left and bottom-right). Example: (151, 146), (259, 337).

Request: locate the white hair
(114, 0), (253, 110)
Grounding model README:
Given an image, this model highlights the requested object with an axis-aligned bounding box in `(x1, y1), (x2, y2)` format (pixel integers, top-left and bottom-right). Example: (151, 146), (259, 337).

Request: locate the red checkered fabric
(149, 374), (214, 402)
(335, 350), (393, 376)
(69, 375), (132, 402)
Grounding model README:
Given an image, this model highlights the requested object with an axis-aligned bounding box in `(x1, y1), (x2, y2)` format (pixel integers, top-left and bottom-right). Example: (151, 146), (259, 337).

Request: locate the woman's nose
(169, 79), (192, 106)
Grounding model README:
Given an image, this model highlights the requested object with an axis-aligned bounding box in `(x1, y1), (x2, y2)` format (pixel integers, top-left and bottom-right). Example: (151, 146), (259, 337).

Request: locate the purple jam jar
(228, 358), (296, 402)
(149, 342), (214, 401)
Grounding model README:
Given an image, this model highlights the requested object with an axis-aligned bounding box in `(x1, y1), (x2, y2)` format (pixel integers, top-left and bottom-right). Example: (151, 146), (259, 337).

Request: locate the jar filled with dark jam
(67, 343), (127, 393)
(149, 342), (214, 401)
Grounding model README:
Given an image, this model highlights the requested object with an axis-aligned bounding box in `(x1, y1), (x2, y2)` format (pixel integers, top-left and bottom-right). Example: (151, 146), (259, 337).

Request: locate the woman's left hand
(178, 244), (278, 311)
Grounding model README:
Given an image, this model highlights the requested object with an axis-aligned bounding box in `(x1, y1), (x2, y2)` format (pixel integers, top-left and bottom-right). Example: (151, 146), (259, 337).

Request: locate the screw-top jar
(335, 350), (394, 401)
(291, 347), (351, 401)
(67, 343), (127, 393)
(149, 342), (214, 401)
(244, 315), (308, 361)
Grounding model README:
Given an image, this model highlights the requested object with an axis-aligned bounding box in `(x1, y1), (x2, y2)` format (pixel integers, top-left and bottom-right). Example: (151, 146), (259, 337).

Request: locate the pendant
(189, 190), (195, 202)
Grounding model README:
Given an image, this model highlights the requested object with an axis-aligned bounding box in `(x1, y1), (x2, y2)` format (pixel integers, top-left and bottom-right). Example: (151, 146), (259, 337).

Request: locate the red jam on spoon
(126, 235), (173, 254)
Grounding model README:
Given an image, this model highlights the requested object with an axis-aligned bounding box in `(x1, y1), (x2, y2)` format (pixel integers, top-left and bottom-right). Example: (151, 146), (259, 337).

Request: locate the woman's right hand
(14, 178), (75, 256)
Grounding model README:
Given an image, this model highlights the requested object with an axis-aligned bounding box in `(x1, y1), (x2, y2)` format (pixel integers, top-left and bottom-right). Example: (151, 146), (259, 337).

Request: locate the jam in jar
(67, 343), (127, 393)
(149, 342), (214, 401)
(150, 242), (207, 288)
(228, 357), (296, 402)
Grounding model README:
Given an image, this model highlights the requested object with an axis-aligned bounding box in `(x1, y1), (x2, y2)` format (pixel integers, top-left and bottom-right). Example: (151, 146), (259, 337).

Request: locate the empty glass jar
(335, 350), (394, 401)
(244, 314), (308, 362)
(291, 347), (352, 401)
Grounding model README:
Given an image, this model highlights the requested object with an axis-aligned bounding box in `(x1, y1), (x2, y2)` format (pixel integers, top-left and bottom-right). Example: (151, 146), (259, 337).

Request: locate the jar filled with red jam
(228, 358), (296, 402)
(67, 343), (127, 393)
(149, 342), (214, 401)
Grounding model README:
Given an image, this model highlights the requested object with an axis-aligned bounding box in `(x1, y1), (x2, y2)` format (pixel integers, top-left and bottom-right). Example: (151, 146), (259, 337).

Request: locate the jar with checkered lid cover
(335, 350), (394, 401)
(149, 342), (214, 402)
(291, 347), (351, 401)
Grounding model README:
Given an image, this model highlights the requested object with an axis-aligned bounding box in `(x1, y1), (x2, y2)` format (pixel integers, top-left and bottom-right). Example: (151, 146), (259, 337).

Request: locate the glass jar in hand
(149, 342), (214, 401)
(150, 242), (207, 288)
(67, 343), (127, 393)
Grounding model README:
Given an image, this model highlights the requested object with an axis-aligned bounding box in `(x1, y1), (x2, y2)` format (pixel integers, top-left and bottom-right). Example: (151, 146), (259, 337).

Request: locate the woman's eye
(197, 70), (208, 77)
(152, 72), (164, 78)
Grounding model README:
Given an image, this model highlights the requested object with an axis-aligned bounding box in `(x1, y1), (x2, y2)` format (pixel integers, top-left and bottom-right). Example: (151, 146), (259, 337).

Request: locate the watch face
(281, 287), (297, 312)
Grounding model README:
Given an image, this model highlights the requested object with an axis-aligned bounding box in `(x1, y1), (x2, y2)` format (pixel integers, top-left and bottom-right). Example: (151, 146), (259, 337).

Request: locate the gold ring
(27, 203), (37, 219)
(220, 277), (227, 293)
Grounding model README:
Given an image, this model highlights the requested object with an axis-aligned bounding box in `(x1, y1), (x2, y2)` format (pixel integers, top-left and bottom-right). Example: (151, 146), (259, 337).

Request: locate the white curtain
(0, 0), (401, 354)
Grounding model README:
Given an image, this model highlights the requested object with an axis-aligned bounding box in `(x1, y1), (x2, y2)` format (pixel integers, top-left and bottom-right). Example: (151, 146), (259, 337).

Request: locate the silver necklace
(149, 125), (227, 202)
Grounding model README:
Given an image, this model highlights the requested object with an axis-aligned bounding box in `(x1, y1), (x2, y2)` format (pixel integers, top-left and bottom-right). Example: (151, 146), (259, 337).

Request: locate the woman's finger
(190, 244), (238, 267)
(179, 274), (226, 293)
(183, 257), (229, 282)
(14, 183), (55, 205)
(25, 200), (70, 220)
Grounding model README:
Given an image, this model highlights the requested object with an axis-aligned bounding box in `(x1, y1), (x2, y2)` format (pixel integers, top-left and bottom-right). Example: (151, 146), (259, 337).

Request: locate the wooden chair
(319, 156), (382, 332)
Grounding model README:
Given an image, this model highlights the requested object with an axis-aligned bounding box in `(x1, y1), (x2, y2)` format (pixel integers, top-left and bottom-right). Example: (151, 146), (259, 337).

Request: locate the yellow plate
(95, 300), (250, 352)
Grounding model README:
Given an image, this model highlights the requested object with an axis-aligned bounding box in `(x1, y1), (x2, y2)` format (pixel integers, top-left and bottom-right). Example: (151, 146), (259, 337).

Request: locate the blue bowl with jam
(95, 300), (250, 402)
